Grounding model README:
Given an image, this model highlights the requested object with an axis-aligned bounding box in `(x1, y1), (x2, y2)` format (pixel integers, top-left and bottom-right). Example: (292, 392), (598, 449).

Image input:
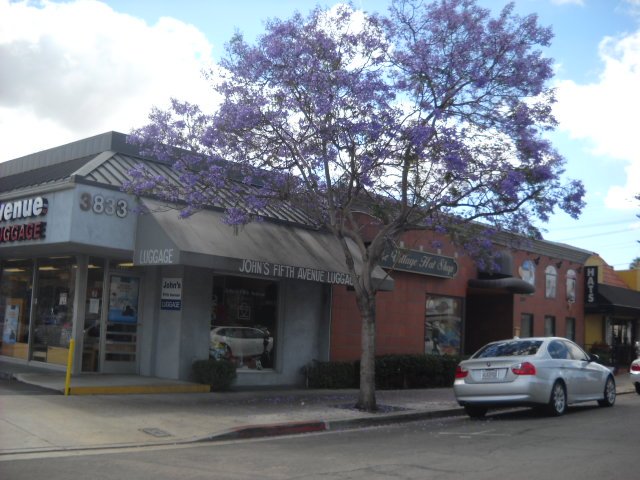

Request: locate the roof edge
(0, 132), (137, 178)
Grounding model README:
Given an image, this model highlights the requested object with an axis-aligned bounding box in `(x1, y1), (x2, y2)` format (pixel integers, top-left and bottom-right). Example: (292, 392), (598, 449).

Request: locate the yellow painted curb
(68, 384), (211, 395)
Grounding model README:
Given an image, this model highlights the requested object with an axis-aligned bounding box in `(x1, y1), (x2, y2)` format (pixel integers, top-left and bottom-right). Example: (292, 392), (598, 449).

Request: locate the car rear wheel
(635, 383), (640, 395)
(598, 376), (616, 407)
(464, 405), (488, 419)
(547, 381), (567, 416)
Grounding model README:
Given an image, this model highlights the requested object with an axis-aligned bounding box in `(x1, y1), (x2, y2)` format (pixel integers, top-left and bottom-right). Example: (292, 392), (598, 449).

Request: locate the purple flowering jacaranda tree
(124, 0), (585, 412)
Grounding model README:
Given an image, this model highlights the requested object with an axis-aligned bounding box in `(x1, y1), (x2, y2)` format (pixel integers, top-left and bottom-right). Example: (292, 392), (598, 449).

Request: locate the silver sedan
(454, 337), (616, 418)
(630, 358), (640, 395)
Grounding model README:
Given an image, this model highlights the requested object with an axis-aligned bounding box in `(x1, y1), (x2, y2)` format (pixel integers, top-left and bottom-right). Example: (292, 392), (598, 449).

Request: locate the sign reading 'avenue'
(379, 247), (458, 279)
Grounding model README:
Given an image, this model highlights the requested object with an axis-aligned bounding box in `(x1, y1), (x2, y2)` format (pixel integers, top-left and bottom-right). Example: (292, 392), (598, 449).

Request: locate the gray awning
(134, 200), (394, 291)
(586, 283), (640, 315)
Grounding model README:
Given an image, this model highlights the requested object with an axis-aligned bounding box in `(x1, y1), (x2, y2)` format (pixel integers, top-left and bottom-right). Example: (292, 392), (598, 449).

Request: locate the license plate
(481, 369), (502, 380)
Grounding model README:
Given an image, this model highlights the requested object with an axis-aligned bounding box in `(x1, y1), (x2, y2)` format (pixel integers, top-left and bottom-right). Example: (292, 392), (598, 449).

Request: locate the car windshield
(473, 340), (543, 358)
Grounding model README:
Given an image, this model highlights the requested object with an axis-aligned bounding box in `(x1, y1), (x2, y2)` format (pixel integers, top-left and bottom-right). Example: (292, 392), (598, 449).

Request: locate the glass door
(82, 258), (104, 372)
(102, 274), (140, 374)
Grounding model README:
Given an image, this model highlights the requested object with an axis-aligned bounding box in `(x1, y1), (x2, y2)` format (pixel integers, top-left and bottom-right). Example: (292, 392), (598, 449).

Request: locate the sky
(1, 0), (639, 270)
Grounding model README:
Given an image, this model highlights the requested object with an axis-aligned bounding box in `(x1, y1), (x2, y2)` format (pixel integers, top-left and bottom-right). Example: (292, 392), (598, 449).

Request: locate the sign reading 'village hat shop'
(379, 246), (458, 279)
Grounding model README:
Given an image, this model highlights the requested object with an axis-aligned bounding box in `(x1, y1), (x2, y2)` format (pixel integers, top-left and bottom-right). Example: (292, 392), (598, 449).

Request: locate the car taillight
(455, 365), (468, 379)
(631, 363), (640, 372)
(512, 361), (536, 376)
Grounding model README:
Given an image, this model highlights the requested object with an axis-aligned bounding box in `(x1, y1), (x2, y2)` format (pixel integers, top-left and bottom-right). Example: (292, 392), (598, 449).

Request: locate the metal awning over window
(586, 283), (640, 316)
(134, 200), (394, 291)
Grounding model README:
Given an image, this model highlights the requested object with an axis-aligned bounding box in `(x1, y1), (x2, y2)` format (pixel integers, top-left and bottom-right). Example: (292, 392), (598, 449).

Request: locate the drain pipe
(64, 339), (75, 396)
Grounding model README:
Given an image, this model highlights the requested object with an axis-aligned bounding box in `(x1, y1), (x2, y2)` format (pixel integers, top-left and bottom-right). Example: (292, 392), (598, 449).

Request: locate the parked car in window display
(454, 337), (616, 418)
(210, 326), (273, 360)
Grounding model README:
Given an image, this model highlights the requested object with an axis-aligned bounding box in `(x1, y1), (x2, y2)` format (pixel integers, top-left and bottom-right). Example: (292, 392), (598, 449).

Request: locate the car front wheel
(598, 376), (616, 407)
(547, 381), (567, 416)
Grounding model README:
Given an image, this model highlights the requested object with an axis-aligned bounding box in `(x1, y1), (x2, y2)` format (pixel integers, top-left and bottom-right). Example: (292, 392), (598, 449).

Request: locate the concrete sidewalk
(0, 362), (635, 456)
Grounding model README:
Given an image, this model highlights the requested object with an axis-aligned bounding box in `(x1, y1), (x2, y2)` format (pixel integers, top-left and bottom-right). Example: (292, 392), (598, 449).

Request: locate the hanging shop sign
(160, 278), (183, 311)
(379, 247), (458, 279)
(0, 196), (48, 244)
(585, 266), (598, 304)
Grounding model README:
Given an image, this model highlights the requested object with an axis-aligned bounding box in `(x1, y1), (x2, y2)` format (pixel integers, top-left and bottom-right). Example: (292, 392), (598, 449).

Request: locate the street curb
(2, 393), (636, 456)
(201, 420), (329, 442)
(200, 388), (638, 444)
(200, 408), (466, 443)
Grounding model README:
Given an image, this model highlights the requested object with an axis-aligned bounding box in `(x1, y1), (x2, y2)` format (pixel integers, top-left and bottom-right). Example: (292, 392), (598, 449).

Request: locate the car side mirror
(589, 353), (600, 363)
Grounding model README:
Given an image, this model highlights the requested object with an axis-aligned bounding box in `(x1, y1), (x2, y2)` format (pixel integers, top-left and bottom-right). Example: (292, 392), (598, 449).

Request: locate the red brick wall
(329, 229), (586, 361)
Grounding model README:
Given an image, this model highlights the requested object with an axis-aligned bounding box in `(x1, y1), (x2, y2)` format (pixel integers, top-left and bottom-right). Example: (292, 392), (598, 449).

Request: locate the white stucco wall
(145, 266), (332, 387)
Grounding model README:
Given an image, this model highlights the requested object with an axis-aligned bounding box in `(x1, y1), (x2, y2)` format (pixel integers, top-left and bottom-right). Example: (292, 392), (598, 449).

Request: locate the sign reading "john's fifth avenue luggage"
(379, 247), (458, 279)
(160, 278), (183, 311)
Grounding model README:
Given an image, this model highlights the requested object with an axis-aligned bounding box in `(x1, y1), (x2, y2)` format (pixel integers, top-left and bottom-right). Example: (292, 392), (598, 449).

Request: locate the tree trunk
(356, 291), (377, 412)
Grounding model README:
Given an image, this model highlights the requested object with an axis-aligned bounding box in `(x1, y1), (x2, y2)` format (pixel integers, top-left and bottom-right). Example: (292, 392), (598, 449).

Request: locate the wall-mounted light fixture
(556, 261), (563, 269)
(533, 256), (540, 265)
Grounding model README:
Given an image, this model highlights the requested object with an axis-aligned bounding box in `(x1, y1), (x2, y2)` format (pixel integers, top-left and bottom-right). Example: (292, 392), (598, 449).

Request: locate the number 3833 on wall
(79, 192), (128, 218)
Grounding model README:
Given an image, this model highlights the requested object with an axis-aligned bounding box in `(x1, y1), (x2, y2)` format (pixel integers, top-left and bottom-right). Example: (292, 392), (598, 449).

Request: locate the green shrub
(304, 360), (358, 388)
(304, 354), (460, 390)
(375, 354), (458, 389)
(192, 358), (237, 391)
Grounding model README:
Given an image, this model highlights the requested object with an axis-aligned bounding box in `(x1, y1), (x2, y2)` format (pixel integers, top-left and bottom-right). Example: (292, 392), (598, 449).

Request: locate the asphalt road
(1, 392), (637, 480)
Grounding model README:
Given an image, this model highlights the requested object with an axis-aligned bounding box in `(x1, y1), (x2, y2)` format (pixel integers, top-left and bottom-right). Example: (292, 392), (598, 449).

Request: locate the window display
(425, 295), (462, 356)
(0, 259), (33, 359)
(545, 265), (557, 298)
(544, 315), (556, 336)
(566, 269), (577, 303)
(32, 257), (76, 364)
(521, 313), (534, 338)
(211, 276), (277, 370)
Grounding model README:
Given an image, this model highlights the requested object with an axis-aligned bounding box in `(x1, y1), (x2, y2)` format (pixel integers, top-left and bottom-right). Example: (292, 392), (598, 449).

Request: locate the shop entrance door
(102, 274), (140, 374)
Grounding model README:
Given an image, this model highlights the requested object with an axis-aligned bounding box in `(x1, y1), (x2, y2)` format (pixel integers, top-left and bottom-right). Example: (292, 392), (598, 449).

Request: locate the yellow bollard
(64, 338), (75, 396)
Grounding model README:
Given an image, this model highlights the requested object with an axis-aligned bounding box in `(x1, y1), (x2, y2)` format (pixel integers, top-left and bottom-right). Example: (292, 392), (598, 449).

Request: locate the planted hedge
(304, 354), (459, 389)
(192, 358), (237, 391)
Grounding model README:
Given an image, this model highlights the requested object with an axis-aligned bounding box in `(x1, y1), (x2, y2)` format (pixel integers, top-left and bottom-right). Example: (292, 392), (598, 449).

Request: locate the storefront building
(0, 132), (391, 386)
(584, 256), (640, 367)
(330, 216), (593, 361)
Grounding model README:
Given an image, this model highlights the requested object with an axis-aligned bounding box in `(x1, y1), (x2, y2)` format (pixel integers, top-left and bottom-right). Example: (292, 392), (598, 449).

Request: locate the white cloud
(554, 29), (640, 210)
(0, 0), (218, 162)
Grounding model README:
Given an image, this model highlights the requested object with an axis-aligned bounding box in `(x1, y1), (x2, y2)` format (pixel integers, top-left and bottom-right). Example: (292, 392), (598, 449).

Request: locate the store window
(32, 257), (76, 364)
(0, 259), (34, 359)
(425, 295), (462, 356)
(566, 269), (577, 303)
(211, 276), (278, 370)
(518, 259), (536, 286)
(544, 315), (556, 336)
(520, 313), (534, 338)
(545, 265), (557, 299)
(565, 317), (576, 341)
